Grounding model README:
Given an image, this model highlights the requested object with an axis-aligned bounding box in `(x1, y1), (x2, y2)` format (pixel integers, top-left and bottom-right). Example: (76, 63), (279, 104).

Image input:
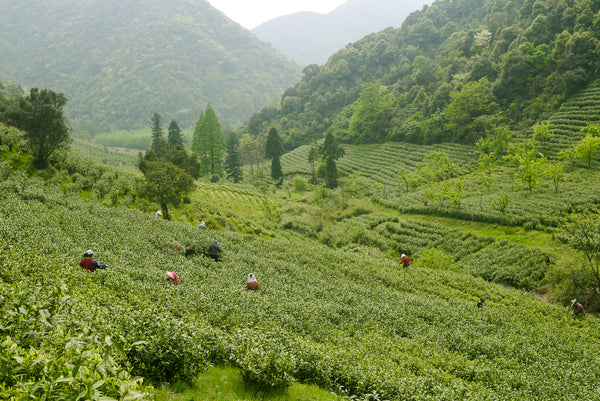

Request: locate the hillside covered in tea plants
(2, 118), (600, 400)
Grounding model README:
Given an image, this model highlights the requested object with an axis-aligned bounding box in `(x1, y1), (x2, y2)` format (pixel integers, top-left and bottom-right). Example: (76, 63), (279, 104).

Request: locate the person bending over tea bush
(79, 249), (108, 272)
(401, 253), (410, 267)
(244, 273), (258, 291)
(571, 299), (585, 315)
(208, 240), (221, 261)
(166, 270), (179, 285)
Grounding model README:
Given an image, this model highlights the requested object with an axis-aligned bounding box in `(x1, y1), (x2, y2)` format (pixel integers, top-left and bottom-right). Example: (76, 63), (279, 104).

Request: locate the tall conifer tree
(224, 132), (243, 183)
(319, 132), (344, 188)
(265, 127), (284, 184)
(192, 104), (225, 176)
(168, 119), (184, 147)
(151, 113), (165, 155)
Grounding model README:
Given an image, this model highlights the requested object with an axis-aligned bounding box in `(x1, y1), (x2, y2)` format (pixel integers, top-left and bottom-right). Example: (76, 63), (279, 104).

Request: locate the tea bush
(3, 169), (600, 400)
(0, 283), (149, 400)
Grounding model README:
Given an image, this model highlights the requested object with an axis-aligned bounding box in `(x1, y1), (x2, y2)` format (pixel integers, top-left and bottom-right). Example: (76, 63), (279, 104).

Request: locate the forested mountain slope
(0, 0), (301, 134)
(252, 0), (431, 65)
(244, 0), (600, 151)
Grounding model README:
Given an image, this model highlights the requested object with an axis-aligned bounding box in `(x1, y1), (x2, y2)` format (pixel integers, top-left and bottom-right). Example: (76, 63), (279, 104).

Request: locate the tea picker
(79, 250), (108, 272)
(244, 273), (259, 291)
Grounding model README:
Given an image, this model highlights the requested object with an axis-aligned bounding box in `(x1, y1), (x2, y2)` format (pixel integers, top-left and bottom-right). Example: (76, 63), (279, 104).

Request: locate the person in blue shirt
(79, 250), (108, 272)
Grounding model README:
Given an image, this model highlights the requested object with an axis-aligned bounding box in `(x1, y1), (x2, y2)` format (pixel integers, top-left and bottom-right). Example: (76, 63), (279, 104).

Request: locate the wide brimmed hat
(84, 250), (94, 257)
(571, 299), (577, 306)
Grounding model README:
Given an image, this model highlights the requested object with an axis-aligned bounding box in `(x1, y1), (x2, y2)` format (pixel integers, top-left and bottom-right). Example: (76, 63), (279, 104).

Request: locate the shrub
(418, 247), (460, 271)
(126, 316), (211, 384)
(233, 329), (295, 389)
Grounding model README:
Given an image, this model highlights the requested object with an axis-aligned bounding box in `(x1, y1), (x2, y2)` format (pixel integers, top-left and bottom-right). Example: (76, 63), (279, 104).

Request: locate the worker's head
(248, 273), (257, 282)
(480, 296), (485, 302)
(401, 254), (406, 258)
(84, 250), (94, 257)
(571, 299), (577, 307)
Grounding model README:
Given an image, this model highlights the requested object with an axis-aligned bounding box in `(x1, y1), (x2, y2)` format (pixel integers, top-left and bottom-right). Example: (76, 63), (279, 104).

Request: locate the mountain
(243, 0), (600, 152)
(0, 0), (301, 134)
(252, 0), (432, 65)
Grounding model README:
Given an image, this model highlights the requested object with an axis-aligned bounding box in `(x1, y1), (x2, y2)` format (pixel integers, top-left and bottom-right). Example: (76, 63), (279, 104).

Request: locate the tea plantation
(2, 161), (600, 400)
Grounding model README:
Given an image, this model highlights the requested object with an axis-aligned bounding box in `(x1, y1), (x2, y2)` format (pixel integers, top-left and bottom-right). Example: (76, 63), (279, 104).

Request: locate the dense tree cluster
(0, 0), (301, 135)
(240, 0), (600, 149)
(138, 113), (199, 219)
(0, 87), (70, 168)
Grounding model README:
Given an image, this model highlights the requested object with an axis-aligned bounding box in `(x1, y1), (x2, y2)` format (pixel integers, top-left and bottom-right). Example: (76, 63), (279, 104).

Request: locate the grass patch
(154, 366), (342, 401)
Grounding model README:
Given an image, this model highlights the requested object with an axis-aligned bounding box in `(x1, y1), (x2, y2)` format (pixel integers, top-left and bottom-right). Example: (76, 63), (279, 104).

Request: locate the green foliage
(348, 83), (397, 144)
(417, 247), (459, 271)
(445, 78), (498, 143)
(193, 104), (226, 176)
(18, 88), (71, 168)
(224, 132), (243, 183)
(317, 132), (344, 189)
(138, 159), (195, 220)
(292, 176), (308, 195)
(265, 127), (284, 184)
(574, 134), (600, 167)
(233, 330), (295, 389)
(3, 162), (600, 400)
(151, 112), (166, 156)
(545, 254), (597, 309)
(168, 120), (184, 148)
(475, 125), (514, 159)
(0, 0), (301, 133)
(558, 211), (600, 300)
(265, 127), (284, 160)
(0, 284), (149, 400)
(463, 240), (549, 291)
(242, 0), (600, 149)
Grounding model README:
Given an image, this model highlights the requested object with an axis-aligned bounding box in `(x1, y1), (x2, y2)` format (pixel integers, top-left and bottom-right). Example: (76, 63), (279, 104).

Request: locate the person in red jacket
(79, 250), (107, 272)
(401, 253), (410, 268)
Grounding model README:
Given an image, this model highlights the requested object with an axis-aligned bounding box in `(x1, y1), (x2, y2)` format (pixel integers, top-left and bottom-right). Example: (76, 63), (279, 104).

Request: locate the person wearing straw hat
(244, 273), (258, 291)
(166, 271), (179, 285)
(571, 299), (585, 315)
(79, 250), (108, 272)
(400, 253), (410, 268)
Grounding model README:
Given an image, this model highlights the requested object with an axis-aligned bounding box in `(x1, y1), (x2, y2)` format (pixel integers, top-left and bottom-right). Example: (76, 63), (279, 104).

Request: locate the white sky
(207, 0), (347, 29)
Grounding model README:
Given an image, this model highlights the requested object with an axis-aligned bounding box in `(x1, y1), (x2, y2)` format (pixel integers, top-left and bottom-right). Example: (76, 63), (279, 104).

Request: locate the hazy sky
(207, 0), (347, 29)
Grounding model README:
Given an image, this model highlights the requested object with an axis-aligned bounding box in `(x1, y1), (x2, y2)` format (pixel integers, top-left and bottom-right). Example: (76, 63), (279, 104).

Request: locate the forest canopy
(240, 0), (600, 150)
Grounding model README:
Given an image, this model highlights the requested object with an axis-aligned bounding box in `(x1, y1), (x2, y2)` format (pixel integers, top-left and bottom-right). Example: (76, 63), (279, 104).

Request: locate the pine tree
(265, 127), (284, 184)
(224, 132), (243, 183)
(191, 110), (205, 155)
(192, 104), (225, 176)
(319, 132), (344, 188)
(168, 119), (184, 147)
(151, 113), (165, 155)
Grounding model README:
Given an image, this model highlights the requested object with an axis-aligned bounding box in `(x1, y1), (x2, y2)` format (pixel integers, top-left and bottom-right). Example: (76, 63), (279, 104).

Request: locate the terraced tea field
(3, 167), (600, 400)
(281, 141), (478, 186)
